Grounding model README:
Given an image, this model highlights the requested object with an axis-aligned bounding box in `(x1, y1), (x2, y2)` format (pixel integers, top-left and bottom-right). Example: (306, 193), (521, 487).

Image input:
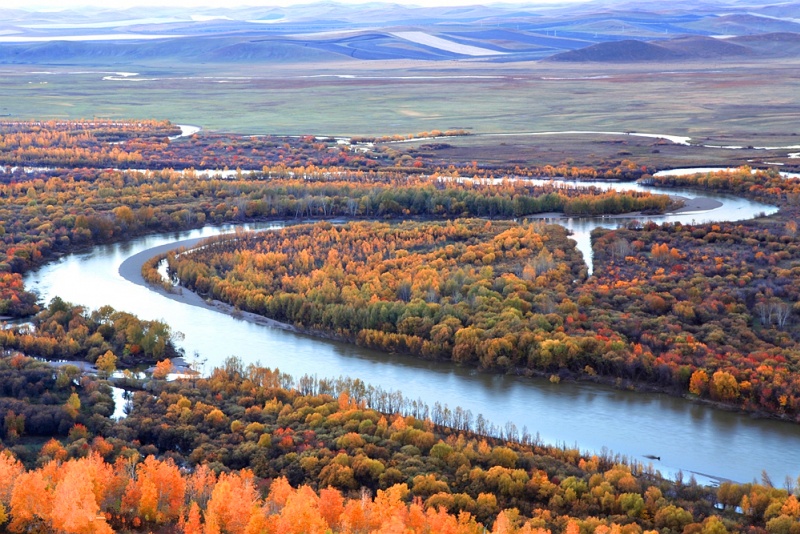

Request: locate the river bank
(117, 204), (790, 433)
(669, 195), (723, 213)
(527, 195), (723, 221)
(120, 238), (313, 339)
(18, 182), (786, 483)
(22, 215), (792, 484)
(119, 192), (722, 335)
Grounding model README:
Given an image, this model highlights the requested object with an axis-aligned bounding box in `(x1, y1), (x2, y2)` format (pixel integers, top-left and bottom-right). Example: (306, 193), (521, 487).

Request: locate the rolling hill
(1, 1), (800, 65)
(546, 31), (800, 62)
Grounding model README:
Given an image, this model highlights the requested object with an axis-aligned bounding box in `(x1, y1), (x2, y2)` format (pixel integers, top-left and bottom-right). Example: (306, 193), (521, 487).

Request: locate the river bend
(22, 182), (798, 484)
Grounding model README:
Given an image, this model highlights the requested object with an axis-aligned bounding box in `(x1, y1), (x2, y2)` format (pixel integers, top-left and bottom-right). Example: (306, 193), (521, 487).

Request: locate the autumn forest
(1, 120), (800, 533)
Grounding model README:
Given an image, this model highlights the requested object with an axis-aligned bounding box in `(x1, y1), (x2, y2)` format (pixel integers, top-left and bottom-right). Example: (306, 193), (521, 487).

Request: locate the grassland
(2, 57), (799, 144)
(387, 132), (800, 172)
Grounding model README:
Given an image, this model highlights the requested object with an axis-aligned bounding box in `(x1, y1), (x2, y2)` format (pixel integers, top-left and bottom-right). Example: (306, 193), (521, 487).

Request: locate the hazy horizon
(3, 0), (589, 11)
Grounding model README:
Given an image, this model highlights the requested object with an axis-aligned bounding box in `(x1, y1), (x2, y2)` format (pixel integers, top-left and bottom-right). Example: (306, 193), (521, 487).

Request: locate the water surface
(23, 188), (798, 484)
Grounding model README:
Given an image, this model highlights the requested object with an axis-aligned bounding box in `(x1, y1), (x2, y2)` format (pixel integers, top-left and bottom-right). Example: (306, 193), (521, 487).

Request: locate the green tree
(64, 392), (81, 419)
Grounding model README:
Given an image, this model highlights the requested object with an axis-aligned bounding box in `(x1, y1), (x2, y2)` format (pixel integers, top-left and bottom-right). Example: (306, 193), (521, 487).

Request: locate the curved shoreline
(171, 124), (202, 139)
(527, 196), (723, 220)
(119, 193), (726, 343)
(120, 191), (726, 299)
(119, 238), (316, 337)
(668, 195), (723, 213)
(118, 218), (793, 438)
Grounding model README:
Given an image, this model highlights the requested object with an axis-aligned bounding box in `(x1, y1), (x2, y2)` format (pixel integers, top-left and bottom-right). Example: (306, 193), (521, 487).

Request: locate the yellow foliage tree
(152, 358), (173, 379)
(95, 350), (117, 377)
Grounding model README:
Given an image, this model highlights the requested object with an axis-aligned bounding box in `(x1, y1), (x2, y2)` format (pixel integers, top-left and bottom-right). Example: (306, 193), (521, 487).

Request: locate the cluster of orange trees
(0, 119), (178, 168)
(4, 353), (798, 533)
(164, 202), (800, 418)
(167, 220), (585, 366)
(0, 120), (650, 179)
(0, 297), (178, 365)
(587, 217), (800, 415)
(4, 120), (800, 531)
(0, 453), (497, 534)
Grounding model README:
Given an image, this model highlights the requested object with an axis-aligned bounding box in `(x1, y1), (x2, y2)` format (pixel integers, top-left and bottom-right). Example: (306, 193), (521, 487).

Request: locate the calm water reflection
(23, 192), (798, 484)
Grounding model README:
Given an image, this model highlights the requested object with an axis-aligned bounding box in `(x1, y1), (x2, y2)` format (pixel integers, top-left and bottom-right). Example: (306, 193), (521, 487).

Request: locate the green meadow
(2, 58), (799, 143)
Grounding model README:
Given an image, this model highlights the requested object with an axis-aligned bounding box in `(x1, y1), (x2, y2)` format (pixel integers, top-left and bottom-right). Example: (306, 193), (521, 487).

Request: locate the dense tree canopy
(167, 220), (586, 369)
(3, 354), (797, 533)
(165, 208), (800, 418)
(1, 120), (800, 532)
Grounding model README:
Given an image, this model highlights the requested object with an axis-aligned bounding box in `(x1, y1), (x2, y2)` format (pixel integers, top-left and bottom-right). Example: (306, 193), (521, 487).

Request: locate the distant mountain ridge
(546, 32), (800, 62)
(1, 1), (799, 64)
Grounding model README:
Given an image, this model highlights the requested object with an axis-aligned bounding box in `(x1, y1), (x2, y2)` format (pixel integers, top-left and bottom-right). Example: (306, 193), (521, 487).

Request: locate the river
(522, 177), (777, 273)
(21, 183), (799, 485)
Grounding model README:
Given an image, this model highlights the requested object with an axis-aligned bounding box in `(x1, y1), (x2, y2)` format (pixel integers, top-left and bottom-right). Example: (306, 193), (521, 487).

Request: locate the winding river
(22, 178), (800, 485)
(519, 177), (777, 272)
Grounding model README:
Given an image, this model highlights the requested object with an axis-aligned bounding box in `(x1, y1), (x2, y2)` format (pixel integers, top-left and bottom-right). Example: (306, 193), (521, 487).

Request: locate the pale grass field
(1, 58), (798, 142)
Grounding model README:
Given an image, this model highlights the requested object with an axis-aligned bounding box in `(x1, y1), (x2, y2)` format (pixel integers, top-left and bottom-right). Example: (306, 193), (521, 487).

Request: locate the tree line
(4, 353), (795, 533)
(0, 119), (652, 180)
(162, 207), (800, 419)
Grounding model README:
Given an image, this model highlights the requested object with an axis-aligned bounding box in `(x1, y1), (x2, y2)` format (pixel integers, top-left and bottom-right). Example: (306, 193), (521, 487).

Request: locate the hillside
(2, 2), (800, 64)
(728, 31), (800, 57)
(545, 40), (683, 62)
(656, 35), (754, 58)
(546, 32), (799, 62)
